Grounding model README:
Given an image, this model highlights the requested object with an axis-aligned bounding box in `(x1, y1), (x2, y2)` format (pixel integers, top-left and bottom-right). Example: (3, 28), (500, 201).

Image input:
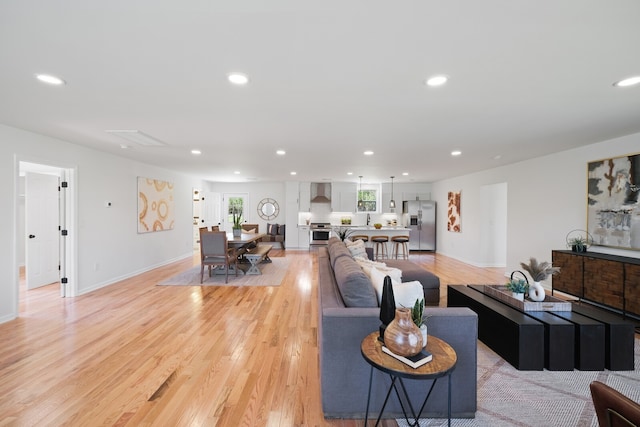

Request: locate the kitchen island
(338, 226), (411, 255)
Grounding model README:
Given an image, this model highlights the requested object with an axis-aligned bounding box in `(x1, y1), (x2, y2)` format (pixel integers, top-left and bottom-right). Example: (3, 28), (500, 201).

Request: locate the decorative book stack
(382, 346), (433, 369)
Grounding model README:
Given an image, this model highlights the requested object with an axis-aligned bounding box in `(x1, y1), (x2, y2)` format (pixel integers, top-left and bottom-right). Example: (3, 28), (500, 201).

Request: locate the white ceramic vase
(528, 281), (546, 302)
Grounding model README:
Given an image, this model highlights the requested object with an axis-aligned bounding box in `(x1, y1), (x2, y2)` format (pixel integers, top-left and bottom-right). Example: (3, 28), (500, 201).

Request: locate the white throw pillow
(356, 258), (402, 283)
(370, 267), (423, 308)
(393, 281), (425, 309)
(346, 239), (367, 259)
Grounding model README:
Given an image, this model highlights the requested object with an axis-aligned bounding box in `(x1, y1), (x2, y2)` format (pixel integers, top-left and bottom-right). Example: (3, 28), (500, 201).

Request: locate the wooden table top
(360, 332), (457, 379)
(226, 232), (266, 246)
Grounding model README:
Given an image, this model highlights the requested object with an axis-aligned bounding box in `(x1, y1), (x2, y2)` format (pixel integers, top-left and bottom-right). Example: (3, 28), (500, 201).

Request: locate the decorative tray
(479, 285), (572, 312)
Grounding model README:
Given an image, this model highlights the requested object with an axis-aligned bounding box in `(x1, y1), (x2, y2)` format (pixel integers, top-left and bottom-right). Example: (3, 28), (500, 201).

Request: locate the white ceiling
(1, 1), (640, 185)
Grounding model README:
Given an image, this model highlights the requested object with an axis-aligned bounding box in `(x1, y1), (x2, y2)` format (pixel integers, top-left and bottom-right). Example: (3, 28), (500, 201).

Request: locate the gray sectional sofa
(318, 239), (478, 419)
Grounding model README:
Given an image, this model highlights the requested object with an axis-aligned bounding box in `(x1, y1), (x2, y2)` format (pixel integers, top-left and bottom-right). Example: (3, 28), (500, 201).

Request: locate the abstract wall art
(138, 177), (174, 233)
(447, 190), (461, 232)
(587, 152), (640, 250)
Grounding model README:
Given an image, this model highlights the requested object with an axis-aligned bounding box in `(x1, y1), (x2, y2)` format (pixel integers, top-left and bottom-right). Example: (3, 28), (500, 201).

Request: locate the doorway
(17, 160), (76, 311)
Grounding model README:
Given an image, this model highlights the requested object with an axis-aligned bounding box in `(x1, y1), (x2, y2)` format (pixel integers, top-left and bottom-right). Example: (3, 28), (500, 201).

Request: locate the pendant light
(357, 176), (364, 210)
(389, 176), (396, 209)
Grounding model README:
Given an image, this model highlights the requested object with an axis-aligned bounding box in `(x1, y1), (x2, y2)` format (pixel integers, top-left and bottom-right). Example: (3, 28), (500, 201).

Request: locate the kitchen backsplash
(298, 205), (400, 226)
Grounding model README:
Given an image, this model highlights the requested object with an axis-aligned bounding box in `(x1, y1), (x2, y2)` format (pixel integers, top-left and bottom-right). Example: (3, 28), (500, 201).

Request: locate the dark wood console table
(552, 250), (640, 318)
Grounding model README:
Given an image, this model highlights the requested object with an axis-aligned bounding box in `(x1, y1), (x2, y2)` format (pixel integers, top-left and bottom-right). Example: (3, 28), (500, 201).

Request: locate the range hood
(310, 182), (332, 203)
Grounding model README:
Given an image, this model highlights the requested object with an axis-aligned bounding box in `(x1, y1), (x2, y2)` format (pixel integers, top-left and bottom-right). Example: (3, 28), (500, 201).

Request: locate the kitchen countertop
(297, 224), (410, 230)
(335, 225), (410, 230)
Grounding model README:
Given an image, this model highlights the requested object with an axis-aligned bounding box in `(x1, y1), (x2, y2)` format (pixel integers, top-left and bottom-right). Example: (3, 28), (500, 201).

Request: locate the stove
(310, 222), (332, 247)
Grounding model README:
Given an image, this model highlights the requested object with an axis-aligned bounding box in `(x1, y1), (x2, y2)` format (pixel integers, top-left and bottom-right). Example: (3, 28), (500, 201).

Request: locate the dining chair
(590, 381), (640, 427)
(199, 230), (238, 284)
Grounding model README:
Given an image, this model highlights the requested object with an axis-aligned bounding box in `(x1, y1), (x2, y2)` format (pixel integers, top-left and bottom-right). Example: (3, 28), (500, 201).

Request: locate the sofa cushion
(333, 256), (378, 308)
(267, 223), (279, 236)
(328, 240), (353, 268)
(386, 260), (440, 290)
(370, 267), (423, 309)
(345, 238), (367, 259)
(277, 224), (285, 235)
(328, 236), (342, 246)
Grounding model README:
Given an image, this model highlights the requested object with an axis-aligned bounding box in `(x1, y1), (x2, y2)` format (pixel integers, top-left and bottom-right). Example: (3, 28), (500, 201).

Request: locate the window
(223, 193), (248, 231)
(357, 184), (380, 213)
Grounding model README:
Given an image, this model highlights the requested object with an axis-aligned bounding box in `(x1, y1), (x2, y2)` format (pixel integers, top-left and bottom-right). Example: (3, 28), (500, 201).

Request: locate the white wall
(478, 182), (507, 267)
(433, 132), (640, 283)
(1, 124), (204, 323)
(204, 181), (286, 233)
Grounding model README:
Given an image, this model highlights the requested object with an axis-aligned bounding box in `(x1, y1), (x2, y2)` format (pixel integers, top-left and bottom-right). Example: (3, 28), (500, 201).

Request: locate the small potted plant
(505, 278), (528, 301)
(567, 236), (588, 253)
(410, 298), (428, 347)
(333, 227), (353, 241)
(373, 223), (383, 229)
(232, 207), (243, 237)
(565, 229), (593, 253)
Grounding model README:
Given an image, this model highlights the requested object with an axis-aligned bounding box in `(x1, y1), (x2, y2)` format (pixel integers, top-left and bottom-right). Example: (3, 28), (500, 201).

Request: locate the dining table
(223, 232), (267, 275)
(226, 232), (266, 251)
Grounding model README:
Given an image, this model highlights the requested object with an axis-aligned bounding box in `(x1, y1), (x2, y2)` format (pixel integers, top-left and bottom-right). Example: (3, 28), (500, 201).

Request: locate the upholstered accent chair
(590, 381), (640, 427)
(199, 230), (238, 284)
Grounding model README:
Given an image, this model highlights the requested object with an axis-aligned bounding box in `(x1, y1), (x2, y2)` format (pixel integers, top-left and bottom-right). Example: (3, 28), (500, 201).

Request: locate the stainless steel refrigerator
(402, 200), (436, 251)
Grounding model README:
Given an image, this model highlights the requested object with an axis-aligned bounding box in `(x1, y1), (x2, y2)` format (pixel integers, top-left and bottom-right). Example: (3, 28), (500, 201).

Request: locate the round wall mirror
(257, 198), (279, 220)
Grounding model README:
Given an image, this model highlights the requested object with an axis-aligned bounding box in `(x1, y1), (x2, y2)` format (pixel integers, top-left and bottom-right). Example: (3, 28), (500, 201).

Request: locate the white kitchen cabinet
(299, 182), (311, 212)
(331, 182), (357, 212)
(401, 192), (431, 202)
(298, 225), (310, 249)
(285, 182), (300, 249)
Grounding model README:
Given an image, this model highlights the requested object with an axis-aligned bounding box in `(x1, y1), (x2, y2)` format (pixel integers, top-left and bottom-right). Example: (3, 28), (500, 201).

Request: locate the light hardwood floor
(0, 249), (506, 426)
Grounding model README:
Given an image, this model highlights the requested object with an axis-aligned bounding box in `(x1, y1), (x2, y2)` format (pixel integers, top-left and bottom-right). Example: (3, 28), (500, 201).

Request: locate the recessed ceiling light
(191, 149), (201, 155)
(347, 172), (353, 175)
(276, 150), (286, 155)
(234, 171), (241, 175)
(228, 73), (249, 85)
(451, 150), (462, 156)
(35, 74), (65, 85)
(613, 76), (640, 87)
(364, 150), (374, 156)
(426, 75), (448, 87)
(493, 154), (502, 160)
(402, 172), (409, 176)
(290, 171), (297, 175)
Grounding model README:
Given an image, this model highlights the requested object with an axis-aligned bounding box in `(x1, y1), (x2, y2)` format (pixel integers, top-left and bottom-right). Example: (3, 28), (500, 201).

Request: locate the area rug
(397, 336), (640, 427)
(158, 257), (289, 287)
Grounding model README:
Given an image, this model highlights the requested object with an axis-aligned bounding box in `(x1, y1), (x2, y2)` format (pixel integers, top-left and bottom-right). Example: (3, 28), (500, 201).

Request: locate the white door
(25, 172), (60, 289)
(202, 192), (221, 229)
(223, 193), (248, 232)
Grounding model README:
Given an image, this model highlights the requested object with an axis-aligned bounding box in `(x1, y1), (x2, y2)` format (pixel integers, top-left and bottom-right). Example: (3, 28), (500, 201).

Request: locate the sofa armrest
(320, 305), (478, 418)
